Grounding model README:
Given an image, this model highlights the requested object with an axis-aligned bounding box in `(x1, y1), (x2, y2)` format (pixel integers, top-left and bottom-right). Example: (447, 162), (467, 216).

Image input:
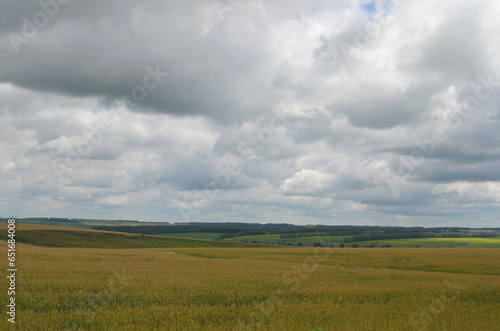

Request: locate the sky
(1, 0), (499, 227)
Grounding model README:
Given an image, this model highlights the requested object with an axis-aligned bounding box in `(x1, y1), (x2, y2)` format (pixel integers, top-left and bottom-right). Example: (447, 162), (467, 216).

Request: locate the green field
(157, 232), (222, 240)
(13, 220), (94, 229)
(0, 224), (263, 249)
(225, 234), (346, 246)
(350, 237), (500, 248)
(11, 218), (168, 229)
(225, 234), (500, 248)
(8, 219), (500, 248)
(14, 230), (262, 249)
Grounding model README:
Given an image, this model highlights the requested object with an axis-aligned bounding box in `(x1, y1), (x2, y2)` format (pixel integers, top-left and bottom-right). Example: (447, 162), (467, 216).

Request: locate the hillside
(0, 223), (265, 249)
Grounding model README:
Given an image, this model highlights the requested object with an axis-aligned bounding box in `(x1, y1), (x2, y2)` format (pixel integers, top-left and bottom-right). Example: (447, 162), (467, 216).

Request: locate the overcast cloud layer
(1, 0), (499, 227)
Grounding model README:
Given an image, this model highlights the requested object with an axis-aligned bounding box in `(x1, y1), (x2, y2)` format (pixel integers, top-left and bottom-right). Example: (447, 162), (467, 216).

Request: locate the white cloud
(281, 169), (335, 196)
(432, 181), (500, 203)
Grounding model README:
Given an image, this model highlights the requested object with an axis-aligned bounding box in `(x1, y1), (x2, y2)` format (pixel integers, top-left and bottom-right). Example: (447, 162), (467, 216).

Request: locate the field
(224, 234), (500, 248)
(0, 224), (260, 249)
(352, 237), (500, 248)
(225, 234), (345, 246)
(1, 224), (500, 330)
(156, 233), (223, 240)
(8, 218), (500, 248)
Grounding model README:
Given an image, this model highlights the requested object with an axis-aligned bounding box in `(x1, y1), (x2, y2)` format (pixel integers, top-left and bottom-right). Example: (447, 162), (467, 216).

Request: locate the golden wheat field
(1, 241), (499, 331)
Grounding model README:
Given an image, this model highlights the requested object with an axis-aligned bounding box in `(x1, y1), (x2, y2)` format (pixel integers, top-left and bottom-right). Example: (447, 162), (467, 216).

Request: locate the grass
(12, 230), (265, 249)
(226, 234), (500, 248)
(156, 233), (222, 240)
(0, 244), (499, 330)
(0, 224), (264, 249)
(226, 234), (346, 246)
(12, 220), (94, 229)
(349, 237), (500, 248)
(11, 221), (500, 248)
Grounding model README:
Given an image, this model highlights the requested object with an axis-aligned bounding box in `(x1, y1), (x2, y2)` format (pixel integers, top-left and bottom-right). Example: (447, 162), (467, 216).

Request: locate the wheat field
(1, 242), (499, 330)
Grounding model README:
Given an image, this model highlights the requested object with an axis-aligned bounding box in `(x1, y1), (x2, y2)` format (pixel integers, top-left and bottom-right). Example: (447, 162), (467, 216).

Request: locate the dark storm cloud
(0, 0), (286, 123)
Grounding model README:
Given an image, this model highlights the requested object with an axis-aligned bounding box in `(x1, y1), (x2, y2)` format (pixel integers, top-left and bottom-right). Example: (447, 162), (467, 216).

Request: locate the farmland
(1, 224), (500, 330)
(0, 224), (260, 249)
(347, 237), (500, 248)
(156, 232), (223, 240)
(225, 234), (500, 248)
(86, 220), (500, 248)
(6, 218), (500, 248)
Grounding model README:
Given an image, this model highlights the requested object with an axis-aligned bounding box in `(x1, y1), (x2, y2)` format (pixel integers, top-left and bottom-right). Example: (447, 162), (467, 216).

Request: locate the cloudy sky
(1, 0), (499, 227)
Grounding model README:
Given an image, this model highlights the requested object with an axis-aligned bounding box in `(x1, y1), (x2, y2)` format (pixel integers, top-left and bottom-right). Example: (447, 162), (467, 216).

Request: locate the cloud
(432, 181), (500, 203)
(281, 169), (335, 196)
(0, 0), (499, 226)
